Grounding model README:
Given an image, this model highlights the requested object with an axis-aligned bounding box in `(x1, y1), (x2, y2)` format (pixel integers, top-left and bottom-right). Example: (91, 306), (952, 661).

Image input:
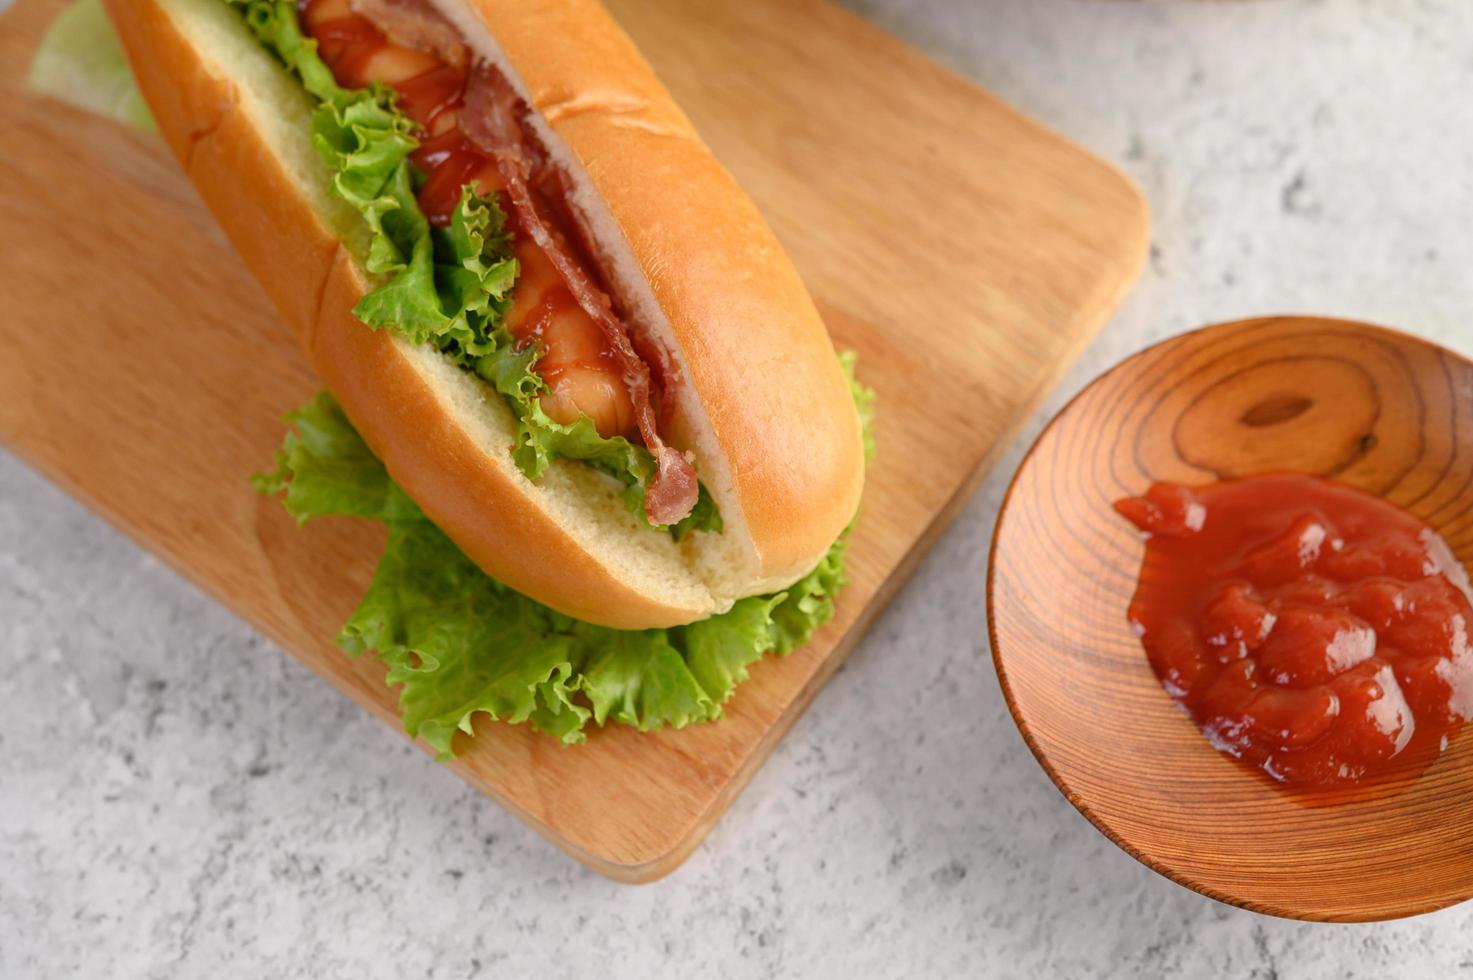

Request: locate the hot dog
(102, 0), (865, 630)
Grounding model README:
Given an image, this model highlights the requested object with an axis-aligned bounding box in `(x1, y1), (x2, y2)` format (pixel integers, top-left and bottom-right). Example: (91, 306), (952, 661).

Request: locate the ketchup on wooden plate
(1116, 473), (1473, 789)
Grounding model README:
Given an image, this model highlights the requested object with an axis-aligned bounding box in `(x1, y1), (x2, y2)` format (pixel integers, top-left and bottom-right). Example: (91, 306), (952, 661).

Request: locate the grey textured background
(5, 0), (1473, 976)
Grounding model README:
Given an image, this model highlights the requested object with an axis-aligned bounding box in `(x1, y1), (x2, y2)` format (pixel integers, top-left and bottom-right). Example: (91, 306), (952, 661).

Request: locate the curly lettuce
(255, 369), (871, 752)
(231, 0), (717, 533)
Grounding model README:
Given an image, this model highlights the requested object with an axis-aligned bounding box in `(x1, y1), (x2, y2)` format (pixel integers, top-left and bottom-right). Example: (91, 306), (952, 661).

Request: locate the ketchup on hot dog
(299, 0), (642, 434)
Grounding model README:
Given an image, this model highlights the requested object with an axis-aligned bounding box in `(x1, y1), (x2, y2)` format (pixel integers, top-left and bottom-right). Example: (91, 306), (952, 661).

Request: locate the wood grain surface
(0, 0), (1147, 880)
(990, 316), (1473, 921)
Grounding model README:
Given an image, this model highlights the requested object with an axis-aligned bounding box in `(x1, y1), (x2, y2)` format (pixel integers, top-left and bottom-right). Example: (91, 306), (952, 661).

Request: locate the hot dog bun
(104, 0), (865, 629)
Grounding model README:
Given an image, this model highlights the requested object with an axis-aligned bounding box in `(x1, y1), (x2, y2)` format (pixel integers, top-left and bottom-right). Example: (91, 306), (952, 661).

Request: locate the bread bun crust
(447, 0), (865, 584)
(105, 0), (863, 628)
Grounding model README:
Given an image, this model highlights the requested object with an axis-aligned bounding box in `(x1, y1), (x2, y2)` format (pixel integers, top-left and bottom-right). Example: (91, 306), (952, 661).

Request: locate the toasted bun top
(106, 0), (864, 627)
(435, 0), (865, 590)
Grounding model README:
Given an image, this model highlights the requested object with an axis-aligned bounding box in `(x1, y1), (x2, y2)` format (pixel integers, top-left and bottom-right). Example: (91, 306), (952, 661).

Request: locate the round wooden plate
(988, 316), (1473, 921)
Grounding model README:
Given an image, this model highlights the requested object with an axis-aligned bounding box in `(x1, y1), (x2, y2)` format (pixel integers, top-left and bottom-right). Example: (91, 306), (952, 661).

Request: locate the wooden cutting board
(0, 0), (1148, 880)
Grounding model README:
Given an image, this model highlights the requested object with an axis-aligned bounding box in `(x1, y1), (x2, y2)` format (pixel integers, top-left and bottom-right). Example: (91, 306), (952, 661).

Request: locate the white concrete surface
(5, 0), (1473, 975)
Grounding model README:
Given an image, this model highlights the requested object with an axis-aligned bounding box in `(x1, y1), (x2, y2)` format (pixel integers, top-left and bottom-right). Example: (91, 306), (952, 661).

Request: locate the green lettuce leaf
(230, 0), (459, 347)
(231, 0), (717, 531)
(258, 364), (872, 753)
(840, 349), (877, 462)
(250, 392), (415, 523)
(26, 0), (155, 131)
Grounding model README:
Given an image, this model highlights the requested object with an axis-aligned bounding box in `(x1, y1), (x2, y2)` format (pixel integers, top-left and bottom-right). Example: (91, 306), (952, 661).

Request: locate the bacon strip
(462, 63), (698, 526)
(545, 162), (685, 433)
(347, 0), (467, 69)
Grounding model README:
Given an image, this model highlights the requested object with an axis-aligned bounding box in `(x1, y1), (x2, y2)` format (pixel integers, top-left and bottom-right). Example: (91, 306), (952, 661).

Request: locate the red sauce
(296, 0), (655, 451)
(393, 64), (465, 129)
(299, 0), (487, 226)
(1116, 474), (1473, 788)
